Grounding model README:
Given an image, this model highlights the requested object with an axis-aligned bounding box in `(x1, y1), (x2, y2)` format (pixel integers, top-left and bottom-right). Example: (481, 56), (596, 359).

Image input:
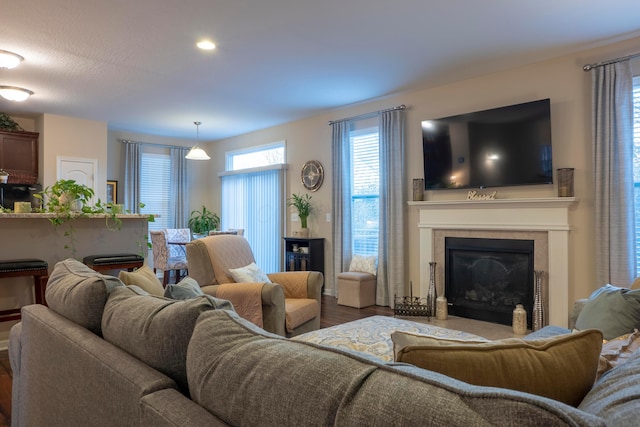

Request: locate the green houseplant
(188, 205), (220, 239)
(288, 193), (313, 236)
(36, 179), (95, 214)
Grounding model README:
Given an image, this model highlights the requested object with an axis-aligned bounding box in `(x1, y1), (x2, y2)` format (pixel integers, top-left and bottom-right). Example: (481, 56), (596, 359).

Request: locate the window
(633, 76), (640, 271)
(350, 126), (380, 256)
(221, 142), (286, 273)
(226, 142), (285, 171)
(140, 152), (171, 232)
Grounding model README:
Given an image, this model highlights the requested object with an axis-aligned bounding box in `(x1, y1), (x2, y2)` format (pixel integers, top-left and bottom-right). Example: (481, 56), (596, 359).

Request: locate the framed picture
(106, 180), (117, 204)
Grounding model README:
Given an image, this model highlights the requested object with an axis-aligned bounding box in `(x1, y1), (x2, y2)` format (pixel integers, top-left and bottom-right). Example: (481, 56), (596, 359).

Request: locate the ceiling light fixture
(0, 86), (34, 102)
(0, 50), (24, 69)
(196, 40), (216, 50)
(185, 121), (211, 160)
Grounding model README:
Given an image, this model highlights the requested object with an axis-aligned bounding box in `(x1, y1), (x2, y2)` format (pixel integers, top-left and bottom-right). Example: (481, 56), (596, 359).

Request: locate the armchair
(186, 235), (323, 337)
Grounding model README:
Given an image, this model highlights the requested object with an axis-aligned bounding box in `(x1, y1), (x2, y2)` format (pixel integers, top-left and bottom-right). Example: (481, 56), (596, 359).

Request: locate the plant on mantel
(32, 179), (155, 256)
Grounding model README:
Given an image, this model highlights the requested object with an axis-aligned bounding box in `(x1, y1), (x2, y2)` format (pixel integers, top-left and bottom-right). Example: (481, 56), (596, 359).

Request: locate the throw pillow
(348, 255), (377, 276)
(575, 284), (640, 340)
(118, 265), (164, 296)
(101, 286), (234, 394)
(45, 258), (124, 335)
(392, 329), (603, 407)
(596, 329), (640, 381)
(229, 262), (272, 283)
(631, 276), (640, 290)
(164, 277), (205, 300)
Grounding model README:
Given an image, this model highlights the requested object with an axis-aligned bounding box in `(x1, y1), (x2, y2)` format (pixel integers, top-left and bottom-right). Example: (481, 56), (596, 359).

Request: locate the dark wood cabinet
(283, 237), (324, 275)
(0, 130), (39, 184)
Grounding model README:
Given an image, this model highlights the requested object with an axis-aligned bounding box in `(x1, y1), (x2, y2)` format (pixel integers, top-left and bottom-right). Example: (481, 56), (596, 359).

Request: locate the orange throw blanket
(217, 283), (264, 328)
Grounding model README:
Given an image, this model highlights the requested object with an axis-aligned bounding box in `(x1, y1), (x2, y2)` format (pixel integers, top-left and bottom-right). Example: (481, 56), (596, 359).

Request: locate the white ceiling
(2, 0), (640, 141)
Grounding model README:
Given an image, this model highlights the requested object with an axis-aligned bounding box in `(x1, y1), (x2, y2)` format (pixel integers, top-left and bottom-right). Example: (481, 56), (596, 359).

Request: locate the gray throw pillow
(164, 277), (205, 300)
(101, 286), (233, 393)
(575, 284), (640, 340)
(45, 258), (124, 335)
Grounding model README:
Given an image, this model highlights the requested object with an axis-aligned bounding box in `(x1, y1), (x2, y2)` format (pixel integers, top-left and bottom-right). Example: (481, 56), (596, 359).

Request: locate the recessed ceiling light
(196, 40), (216, 51)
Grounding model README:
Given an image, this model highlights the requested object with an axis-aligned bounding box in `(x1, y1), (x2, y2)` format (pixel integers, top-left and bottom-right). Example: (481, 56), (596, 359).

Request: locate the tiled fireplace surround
(411, 198), (576, 328)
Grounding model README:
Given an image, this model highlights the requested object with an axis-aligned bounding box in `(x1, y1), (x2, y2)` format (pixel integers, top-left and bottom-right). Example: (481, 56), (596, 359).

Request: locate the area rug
(292, 315), (485, 362)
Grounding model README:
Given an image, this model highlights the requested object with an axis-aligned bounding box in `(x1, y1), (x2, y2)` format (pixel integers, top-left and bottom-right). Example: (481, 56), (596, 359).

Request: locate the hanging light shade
(0, 86), (33, 102)
(0, 50), (24, 69)
(185, 121), (211, 160)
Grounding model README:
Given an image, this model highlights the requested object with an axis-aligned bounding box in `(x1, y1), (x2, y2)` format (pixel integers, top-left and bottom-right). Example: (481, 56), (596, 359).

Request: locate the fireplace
(445, 237), (534, 327)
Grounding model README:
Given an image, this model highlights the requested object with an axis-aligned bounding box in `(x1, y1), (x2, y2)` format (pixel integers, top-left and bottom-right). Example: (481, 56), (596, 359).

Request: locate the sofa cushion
(118, 264), (164, 296)
(164, 277), (205, 300)
(578, 347), (640, 425)
(45, 258), (124, 335)
(575, 284), (640, 340)
(391, 329), (603, 407)
(101, 286), (234, 393)
(186, 310), (604, 427)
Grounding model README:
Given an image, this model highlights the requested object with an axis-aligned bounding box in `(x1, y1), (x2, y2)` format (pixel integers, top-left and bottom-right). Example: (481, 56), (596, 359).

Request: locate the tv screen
(422, 99), (553, 190)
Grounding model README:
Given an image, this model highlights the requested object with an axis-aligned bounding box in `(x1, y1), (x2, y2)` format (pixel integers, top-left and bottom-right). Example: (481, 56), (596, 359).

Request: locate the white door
(57, 157), (98, 197)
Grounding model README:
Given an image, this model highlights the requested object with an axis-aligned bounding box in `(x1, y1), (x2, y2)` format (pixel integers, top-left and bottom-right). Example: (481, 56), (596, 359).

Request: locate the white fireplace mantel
(410, 197), (576, 327)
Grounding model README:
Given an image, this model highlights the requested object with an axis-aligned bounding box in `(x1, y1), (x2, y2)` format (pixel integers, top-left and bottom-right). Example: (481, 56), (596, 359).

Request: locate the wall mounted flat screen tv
(422, 98), (553, 190)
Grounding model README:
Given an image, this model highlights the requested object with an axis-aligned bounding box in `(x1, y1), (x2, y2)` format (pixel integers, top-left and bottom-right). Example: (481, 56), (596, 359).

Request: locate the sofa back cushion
(45, 258), (124, 335)
(186, 310), (604, 427)
(101, 286), (234, 393)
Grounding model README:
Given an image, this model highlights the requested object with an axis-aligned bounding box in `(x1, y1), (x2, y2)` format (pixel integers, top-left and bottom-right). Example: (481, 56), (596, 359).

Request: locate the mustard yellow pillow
(392, 329), (603, 407)
(118, 265), (164, 296)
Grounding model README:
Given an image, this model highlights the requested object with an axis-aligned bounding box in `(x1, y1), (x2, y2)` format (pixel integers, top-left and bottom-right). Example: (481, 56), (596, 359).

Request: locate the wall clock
(301, 160), (324, 192)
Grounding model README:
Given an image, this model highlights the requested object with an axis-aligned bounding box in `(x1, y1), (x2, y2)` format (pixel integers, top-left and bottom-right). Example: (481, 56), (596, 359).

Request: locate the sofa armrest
(569, 298), (588, 330)
(140, 389), (228, 426)
(267, 271), (324, 300)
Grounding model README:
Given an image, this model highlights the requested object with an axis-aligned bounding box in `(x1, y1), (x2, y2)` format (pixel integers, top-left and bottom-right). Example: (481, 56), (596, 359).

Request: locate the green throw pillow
(164, 277), (205, 300)
(392, 329), (603, 407)
(575, 284), (640, 340)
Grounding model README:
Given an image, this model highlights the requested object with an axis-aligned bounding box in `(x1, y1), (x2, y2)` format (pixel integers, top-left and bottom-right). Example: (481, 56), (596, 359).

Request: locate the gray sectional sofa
(9, 259), (640, 426)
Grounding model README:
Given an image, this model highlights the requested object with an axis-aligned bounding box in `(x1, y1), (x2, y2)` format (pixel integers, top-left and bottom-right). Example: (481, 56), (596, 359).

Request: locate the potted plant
(288, 193), (313, 237)
(0, 112), (23, 132)
(188, 205), (220, 239)
(0, 169), (8, 184)
(36, 179), (95, 214)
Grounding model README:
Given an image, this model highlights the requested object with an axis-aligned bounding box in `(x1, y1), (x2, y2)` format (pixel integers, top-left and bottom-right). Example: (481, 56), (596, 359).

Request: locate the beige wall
(206, 35), (640, 304)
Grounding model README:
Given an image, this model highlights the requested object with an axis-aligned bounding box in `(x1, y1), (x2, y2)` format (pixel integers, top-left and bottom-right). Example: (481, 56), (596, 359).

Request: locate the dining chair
(149, 229), (189, 286)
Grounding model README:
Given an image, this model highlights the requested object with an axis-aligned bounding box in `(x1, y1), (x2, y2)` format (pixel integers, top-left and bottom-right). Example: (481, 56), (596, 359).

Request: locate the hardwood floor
(0, 295), (390, 427)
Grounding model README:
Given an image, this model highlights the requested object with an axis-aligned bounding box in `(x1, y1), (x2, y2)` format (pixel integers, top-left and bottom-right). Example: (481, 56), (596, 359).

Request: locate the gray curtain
(377, 109), (406, 307)
(592, 60), (636, 286)
(124, 141), (141, 213)
(331, 121), (352, 297)
(170, 147), (190, 228)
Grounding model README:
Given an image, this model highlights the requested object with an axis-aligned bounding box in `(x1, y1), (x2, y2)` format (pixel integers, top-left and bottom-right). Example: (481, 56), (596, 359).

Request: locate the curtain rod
(328, 104), (406, 125)
(120, 139), (189, 150)
(583, 52), (640, 71)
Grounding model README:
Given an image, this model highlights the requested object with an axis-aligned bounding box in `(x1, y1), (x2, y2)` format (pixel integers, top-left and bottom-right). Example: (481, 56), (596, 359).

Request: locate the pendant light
(185, 121), (210, 160)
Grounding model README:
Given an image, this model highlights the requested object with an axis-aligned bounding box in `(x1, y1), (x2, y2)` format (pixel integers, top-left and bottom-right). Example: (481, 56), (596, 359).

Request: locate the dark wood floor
(0, 295), (392, 427)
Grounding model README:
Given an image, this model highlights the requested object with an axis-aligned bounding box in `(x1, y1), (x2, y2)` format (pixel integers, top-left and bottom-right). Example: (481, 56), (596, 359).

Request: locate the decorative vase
(512, 304), (527, 335)
(297, 228), (310, 238)
(427, 262), (437, 318)
(533, 270), (545, 331)
(436, 296), (448, 320)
